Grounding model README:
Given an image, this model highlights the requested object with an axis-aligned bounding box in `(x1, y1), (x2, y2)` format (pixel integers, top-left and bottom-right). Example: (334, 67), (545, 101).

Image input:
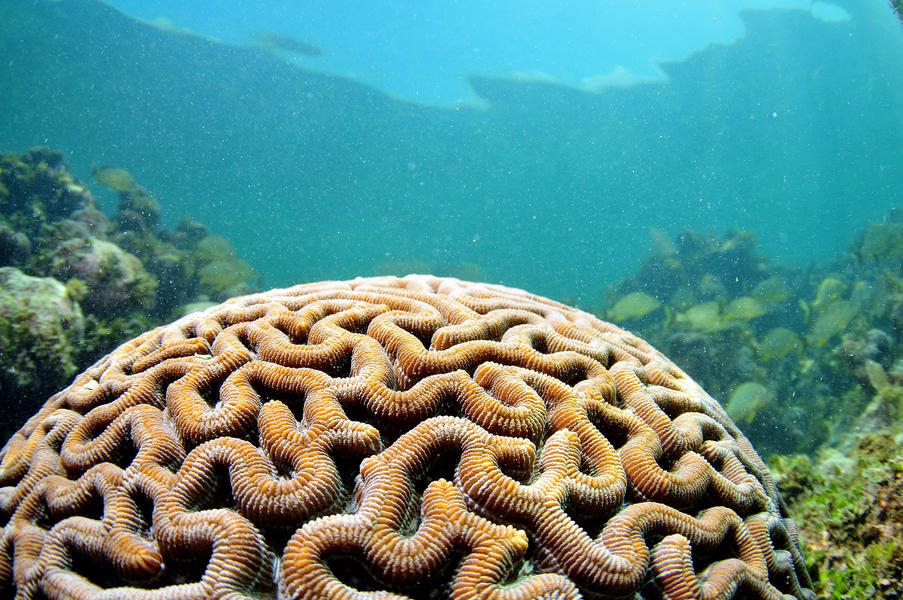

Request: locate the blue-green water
(1, 0), (901, 305)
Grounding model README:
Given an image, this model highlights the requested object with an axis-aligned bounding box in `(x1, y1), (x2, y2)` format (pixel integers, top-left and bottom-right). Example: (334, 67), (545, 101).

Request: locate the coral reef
(0, 267), (84, 428)
(775, 220), (903, 598)
(0, 147), (262, 423)
(1, 145), (898, 598)
(599, 229), (813, 455)
(0, 148), (91, 226)
(0, 275), (813, 599)
(771, 430), (903, 599)
(40, 236), (158, 314)
(598, 218), (903, 457)
(90, 164), (262, 309)
(0, 147), (261, 318)
(600, 215), (903, 598)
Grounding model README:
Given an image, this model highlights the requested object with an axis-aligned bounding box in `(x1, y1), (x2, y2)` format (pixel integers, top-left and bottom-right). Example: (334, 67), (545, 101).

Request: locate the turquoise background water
(1, 0), (901, 305)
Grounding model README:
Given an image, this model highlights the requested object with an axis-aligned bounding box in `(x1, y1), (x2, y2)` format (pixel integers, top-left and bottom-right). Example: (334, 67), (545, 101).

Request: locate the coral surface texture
(0, 275), (814, 599)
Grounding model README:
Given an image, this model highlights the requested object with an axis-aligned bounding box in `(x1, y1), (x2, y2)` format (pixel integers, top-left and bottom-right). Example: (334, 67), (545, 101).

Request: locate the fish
(807, 300), (858, 346)
(724, 296), (766, 321)
(751, 276), (791, 304)
(863, 359), (890, 393)
(91, 165), (138, 193)
(756, 327), (801, 361)
(608, 292), (660, 322)
(649, 226), (676, 257)
(674, 301), (729, 333)
(812, 277), (846, 312)
(254, 33), (323, 57)
(726, 382), (774, 425)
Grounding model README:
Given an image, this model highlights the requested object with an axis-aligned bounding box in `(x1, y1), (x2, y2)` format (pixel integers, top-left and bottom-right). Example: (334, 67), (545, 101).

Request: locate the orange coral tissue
(0, 275), (814, 600)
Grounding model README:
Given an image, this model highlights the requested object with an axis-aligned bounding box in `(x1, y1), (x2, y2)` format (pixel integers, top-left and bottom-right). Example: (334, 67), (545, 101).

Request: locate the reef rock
(41, 236), (157, 314)
(0, 267), (84, 434)
(0, 147), (92, 224)
(0, 275), (813, 599)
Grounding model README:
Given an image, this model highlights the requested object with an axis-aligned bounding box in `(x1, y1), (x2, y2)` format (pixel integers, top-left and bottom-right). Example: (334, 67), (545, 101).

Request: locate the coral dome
(0, 275), (813, 599)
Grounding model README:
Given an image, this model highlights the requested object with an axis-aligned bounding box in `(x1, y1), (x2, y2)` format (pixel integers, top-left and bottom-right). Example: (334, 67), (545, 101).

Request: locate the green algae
(199, 258), (258, 293)
(771, 432), (903, 600)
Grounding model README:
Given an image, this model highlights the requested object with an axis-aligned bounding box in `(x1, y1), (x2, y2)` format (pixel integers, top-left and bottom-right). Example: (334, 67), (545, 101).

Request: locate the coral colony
(0, 275), (813, 599)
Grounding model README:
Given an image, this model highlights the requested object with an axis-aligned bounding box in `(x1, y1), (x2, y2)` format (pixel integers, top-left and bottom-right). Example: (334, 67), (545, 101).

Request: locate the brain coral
(0, 275), (814, 600)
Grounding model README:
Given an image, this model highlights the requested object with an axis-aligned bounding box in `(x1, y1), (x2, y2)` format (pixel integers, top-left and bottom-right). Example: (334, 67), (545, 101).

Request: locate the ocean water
(3, 4), (903, 595)
(1, 0), (902, 305)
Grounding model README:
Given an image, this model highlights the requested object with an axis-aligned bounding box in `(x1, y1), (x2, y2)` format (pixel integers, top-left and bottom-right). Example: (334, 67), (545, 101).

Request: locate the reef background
(1, 0), (903, 304)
